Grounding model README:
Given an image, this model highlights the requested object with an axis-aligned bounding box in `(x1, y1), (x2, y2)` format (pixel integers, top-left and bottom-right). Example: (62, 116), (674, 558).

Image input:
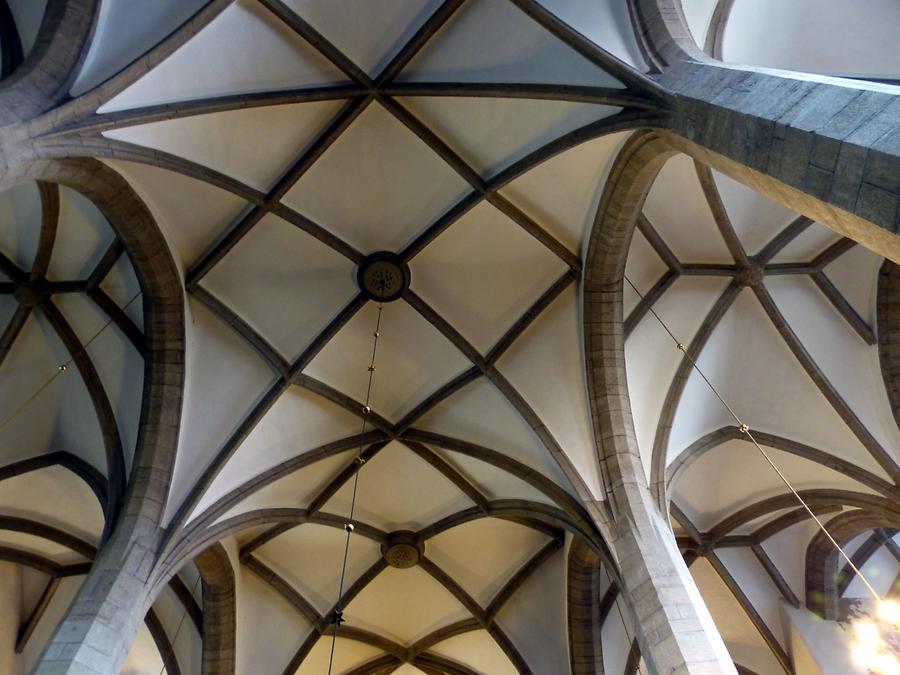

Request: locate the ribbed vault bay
(0, 0), (898, 673)
(627, 151), (898, 675)
(3, 0), (654, 672)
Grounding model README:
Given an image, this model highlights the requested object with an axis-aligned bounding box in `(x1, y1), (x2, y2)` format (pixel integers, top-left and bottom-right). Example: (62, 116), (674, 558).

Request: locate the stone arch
(583, 129), (677, 510)
(567, 538), (605, 674)
(0, 0), (98, 126)
(877, 261), (900, 428)
(195, 543), (236, 675)
(583, 130), (735, 672)
(805, 510), (900, 619)
(0, 157), (186, 674)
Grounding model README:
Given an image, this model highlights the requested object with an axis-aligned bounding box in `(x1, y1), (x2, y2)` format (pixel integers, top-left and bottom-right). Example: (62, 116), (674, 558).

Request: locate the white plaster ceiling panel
(410, 201), (567, 352)
(626, 227), (668, 292)
(845, 545), (899, 599)
(496, 286), (603, 498)
(305, 299), (471, 421)
(99, 253), (143, 330)
(282, 103), (470, 253)
(203, 212), (358, 360)
(665, 288), (884, 478)
(323, 441), (473, 532)
(0, 467), (103, 543)
(415, 378), (573, 491)
(399, 0), (623, 88)
(493, 549), (569, 675)
(100, 0), (348, 112)
(824, 243), (881, 326)
(430, 629), (517, 675)
(625, 276), (731, 478)
(0, 181), (40, 271)
(644, 154), (732, 263)
(194, 387), (361, 518)
(601, 601), (631, 675)
(21, 576), (85, 673)
(211, 451), (354, 525)
(429, 446), (560, 507)
(166, 298), (277, 519)
(46, 187), (115, 281)
(426, 517), (550, 605)
(51, 290), (107, 352)
(232, 525), (271, 549)
(105, 159), (247, 273)
(236, 564), (314, 675)
(673, 443), (874, 533)
(150, 588), (202, 675)
(1, 312), (107, 473)
(770, 222), (841, 264)
(533, 0), (647, 69)
(71, 0), (209, 96)
(121, 623), (165, 675)
(401, 95), (620, 178)
(0, 314), (58, 462)
(623, 227), (670, 317)
(284, 0), (443, 76)
(294, 636), (383, 675)
(104, 100), (346, 192)
(680, 0), (718, 49)
(689, 557), (787, 675)
(58, 295), (144, 471)
(255, 523), (382, 615)
(723, 0), (900, 78)
(344, 565), (470, 644)
(0, 531), (86, 564)
(760, 517), (821, 606)
(500, 131), (631, 254)
(0, 295), (14, 329)
(712, 170), (798, 255)
(394, 666), (428, 675)
(719, 505), (799, 537)
(766, 275), (900, 462)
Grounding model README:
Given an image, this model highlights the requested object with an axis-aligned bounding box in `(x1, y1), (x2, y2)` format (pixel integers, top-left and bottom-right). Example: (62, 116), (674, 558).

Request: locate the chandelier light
(624, 275), (900, 674)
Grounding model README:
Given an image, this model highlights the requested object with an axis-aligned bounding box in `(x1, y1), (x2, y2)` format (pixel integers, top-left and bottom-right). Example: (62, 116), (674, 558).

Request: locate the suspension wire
(623, 275), (883, 604)
(0, 290), (144, 433)
(158, 570), (204, 675)
(327, 299), (385, 675)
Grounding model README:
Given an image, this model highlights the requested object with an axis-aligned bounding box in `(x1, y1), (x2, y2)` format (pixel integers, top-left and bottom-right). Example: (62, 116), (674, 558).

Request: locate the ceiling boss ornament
(357, 251), (410, 303)
(382, 531), (423, 569)
(327, 252), (411, 674)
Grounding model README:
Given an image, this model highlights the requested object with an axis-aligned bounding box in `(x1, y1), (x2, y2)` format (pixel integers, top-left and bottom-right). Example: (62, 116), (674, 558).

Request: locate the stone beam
(0, 159), (187, 675)
(634, 0), (900, 262)
(658, 67), (900, 262)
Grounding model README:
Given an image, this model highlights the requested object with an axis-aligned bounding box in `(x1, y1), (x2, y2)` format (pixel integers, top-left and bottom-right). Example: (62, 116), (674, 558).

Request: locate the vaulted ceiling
(0, 1), (897, 675)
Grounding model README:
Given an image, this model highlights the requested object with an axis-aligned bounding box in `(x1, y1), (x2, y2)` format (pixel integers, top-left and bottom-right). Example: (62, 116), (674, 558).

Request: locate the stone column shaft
(585, 131), (737, 674)
(660, 61), (900, 261)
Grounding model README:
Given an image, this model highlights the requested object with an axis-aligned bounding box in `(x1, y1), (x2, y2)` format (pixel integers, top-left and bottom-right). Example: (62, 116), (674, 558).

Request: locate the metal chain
(327, 300), (385, 674)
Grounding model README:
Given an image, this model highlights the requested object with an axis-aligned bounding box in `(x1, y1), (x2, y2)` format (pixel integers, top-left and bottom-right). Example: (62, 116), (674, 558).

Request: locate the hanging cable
(158, 571), (204, 675)
(623, 275), (884, 604)
(327, 299), (385, 675)
(0, 290), (143, 433)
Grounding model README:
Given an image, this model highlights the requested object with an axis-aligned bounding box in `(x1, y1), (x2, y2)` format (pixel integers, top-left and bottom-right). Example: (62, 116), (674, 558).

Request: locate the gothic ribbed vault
(0, 1), (898, 674)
